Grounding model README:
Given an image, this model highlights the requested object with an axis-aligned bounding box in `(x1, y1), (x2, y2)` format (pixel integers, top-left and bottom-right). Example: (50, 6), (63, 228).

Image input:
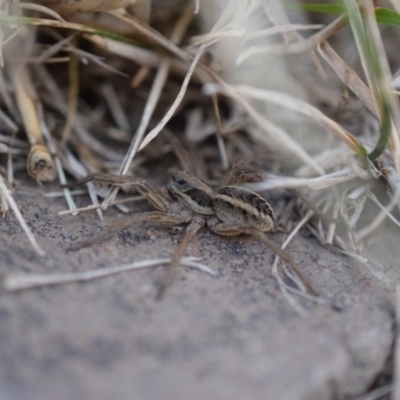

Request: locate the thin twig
(4, 257), (215, 291)
(0, 174), (45, 256)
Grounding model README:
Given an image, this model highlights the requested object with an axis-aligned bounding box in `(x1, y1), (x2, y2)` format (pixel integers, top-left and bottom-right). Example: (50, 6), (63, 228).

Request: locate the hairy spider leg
(157, 216), (205, 300)
(206, 218), (317, 296)
(68, 212), (190, 251)
(63, 173), (170, 212)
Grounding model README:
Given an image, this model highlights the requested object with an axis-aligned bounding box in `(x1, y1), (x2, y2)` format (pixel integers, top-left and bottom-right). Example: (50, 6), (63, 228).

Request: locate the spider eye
(173, 175), (186, 185)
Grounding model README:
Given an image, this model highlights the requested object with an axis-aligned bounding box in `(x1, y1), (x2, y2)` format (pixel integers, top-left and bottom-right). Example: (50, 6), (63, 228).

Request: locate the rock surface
(0, 178), (395, 400)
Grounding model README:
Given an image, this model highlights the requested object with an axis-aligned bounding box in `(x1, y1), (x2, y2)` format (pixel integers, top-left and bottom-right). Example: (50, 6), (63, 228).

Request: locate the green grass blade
(295, 3), (345, 15)
(375, 8), (400, 26)
(368, 103), (391, 161)
(287, 3), (400, 27)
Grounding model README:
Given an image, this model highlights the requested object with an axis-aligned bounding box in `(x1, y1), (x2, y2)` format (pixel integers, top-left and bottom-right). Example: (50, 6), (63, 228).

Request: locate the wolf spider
(66, 169), (316, 299)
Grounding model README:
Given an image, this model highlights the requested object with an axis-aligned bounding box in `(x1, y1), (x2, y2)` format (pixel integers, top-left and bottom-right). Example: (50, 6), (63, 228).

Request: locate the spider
(66, 169), (316, 299)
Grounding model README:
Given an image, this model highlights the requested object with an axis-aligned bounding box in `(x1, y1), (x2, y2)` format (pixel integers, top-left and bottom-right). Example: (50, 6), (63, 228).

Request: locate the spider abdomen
(213, 186), (274, 232)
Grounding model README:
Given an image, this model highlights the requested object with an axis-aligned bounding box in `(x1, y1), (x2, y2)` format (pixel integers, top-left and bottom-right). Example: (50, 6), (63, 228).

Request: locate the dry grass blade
(138, 44), (207, 152)
(108, 11), (191, 63)
(270, 210), (340, 310)
(33, 33), (78, 64)
(58, 195), (144, 216)
(244, 24), (325, 40)
(61, 150), (103, 219)
(205, 85), (325, 174)
(4, 257), (215, 291)
(188, 28), (246, 48)
(54, 156), (77, 213)
(102, 83), (130, 132)
(61, 49), (79, 145)
(242, 227), (317, 296)
(85, 35), (159, 65)
(357, 189), (400, 239)
(0, 108), (18, 132)
(111, 61), (169, 180)
(271, 210), (313, 314)
(18, 3), (65, 22)
(244, 170), (358, 191)
(205, 83), (368, 157)
(194, 0), (199, 14)
(36, 102), (78, 212)
(2, 27), (24, 53)
(327, 200), (340, 245)
(190, 22), (323, 52)
(85, 34), (200, 81)
(0, 15), (127, 36)
(0, 174), (45, 256)
(367, 191), (400, 228)
(103, 4), (195, 204)
(61, 0), (132, 13)
(318, 42), (377, 116)
(236, 14), (347, 64)
(132, 0), (152, 23)
(211, 94), (229, 170)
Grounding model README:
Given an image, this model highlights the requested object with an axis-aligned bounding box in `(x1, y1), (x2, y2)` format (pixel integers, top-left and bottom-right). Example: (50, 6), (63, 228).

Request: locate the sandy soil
(0, 175), (396, 400)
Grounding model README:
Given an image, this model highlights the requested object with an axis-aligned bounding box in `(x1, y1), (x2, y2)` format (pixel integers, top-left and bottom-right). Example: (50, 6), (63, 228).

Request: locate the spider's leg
(157, 216), (204, 300)
(221, 161), (243, 186)
(222, 160), (265, 186)
(207, 218), (317, 296)
(62, 173), (139, 187)
(164, 129), (203, 177)
(68, 212), (187, 251)
(63, 173), (170, 212)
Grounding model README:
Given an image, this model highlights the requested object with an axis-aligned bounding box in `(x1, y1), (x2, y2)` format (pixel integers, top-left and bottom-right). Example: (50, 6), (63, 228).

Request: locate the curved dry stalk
(26, 144), (56, 183)
(12, 65), (56, 183)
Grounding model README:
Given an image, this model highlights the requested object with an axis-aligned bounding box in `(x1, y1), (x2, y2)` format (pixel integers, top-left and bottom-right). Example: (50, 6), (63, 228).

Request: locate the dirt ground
(0, 175), (396, 400)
